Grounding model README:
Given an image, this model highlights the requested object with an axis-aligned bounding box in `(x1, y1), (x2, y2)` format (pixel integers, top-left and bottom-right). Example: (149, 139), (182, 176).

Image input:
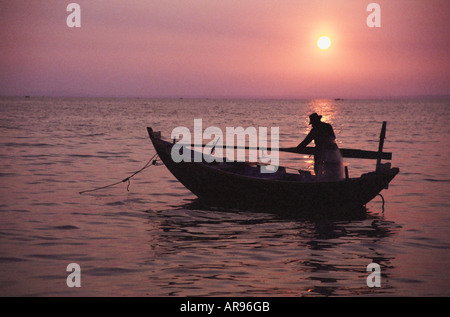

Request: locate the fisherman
(296, 113), (344, 179)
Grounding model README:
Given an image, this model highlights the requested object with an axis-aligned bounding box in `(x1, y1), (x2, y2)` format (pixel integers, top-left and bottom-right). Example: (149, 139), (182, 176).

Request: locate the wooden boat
(146, 123), (399, 217)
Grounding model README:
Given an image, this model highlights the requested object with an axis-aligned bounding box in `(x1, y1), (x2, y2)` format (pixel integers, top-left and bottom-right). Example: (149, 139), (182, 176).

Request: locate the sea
(0, 96), (448, 297)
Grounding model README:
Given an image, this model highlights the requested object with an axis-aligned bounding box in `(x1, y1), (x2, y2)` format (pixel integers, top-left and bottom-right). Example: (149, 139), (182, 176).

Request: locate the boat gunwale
(148, 127), (398, 186)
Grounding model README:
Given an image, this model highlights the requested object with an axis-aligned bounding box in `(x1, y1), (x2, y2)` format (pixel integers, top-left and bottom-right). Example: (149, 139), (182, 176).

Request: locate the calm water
(0, 97), (449, 297)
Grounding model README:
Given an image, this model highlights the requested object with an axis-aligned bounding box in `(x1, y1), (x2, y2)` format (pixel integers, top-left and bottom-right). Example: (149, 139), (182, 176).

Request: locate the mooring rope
(377, 193), (385, 213)
(79, 153), (160, 194)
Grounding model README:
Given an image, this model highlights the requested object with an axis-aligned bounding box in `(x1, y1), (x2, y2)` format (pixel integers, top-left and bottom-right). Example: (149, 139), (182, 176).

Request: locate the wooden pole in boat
(376, 121), (387, 172)
(185, 143), (392, 160)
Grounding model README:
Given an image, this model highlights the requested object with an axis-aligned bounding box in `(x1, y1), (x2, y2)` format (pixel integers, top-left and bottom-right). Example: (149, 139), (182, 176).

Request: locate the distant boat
(146, 123), (398, 217)
(334, 98), (343, 101)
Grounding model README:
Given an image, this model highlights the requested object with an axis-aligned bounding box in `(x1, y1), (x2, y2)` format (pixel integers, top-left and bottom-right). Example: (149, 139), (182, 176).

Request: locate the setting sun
(317, 36), (331, 50)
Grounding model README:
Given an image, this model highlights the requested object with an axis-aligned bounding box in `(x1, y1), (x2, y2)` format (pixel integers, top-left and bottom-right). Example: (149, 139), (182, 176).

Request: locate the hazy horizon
(1, 1), (448, 99)
(1, 94), (449, 101)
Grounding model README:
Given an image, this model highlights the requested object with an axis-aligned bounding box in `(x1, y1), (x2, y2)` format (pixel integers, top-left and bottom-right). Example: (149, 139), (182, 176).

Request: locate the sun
(317, 36), (331, 50)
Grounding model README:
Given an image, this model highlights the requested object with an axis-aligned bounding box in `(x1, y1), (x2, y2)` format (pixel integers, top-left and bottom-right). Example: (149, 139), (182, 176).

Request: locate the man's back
(310, 122), (335, 148)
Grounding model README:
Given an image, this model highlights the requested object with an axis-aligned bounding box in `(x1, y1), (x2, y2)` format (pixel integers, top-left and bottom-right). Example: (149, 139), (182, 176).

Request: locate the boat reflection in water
(146, 202), (401, 296)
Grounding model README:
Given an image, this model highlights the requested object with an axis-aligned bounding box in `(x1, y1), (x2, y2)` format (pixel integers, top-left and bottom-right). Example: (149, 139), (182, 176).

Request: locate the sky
(0, 0), (448, 99)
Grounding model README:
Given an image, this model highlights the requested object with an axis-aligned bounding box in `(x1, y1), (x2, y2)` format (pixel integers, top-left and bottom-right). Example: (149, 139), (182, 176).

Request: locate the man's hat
(309, 113), (322, 124)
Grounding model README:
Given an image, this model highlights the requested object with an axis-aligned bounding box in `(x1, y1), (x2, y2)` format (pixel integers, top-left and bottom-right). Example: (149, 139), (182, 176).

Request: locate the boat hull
(147, 127), (399, 217)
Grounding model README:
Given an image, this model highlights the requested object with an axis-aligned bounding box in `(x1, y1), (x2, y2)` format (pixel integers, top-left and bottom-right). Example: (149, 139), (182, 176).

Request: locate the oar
(182, 143), (392, 160)
(281, 146), (392, 160)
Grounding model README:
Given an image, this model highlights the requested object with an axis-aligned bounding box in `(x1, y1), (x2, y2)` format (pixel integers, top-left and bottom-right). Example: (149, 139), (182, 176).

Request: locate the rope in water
(377, 193), (385, 212)
(79, 153), (160, 194)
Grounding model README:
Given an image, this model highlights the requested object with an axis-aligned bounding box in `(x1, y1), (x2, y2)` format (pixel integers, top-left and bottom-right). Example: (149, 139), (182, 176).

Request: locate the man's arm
(297, 131), (314, 150)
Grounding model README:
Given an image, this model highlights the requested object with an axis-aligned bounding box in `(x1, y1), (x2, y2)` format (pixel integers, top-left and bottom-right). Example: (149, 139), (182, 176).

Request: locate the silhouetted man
(297, 113), (344, 179)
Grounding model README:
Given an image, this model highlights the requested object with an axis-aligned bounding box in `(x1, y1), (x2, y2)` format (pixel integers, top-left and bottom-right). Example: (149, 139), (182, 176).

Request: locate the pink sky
(0, 0), (448, 98)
